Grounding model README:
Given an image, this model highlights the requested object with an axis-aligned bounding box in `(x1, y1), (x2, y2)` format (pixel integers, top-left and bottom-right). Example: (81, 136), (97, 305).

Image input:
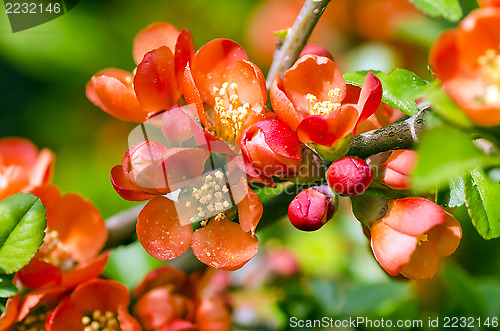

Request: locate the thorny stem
(265, 0), (332, 88)
(104, 110), (428, 247)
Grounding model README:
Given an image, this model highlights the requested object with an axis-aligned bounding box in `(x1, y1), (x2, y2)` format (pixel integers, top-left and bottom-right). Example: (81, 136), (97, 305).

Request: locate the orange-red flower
(355, 101), (404, 134)
(270, 55), (382, 147)
(430, 7), (500, 126)
(17, 185), (108, 289)
(46, 279), (141, 331)
(86, 22), (195, 123)
(369, 197), (462, 280)
(132, 266), (231, 331)
(183, 39), (275, 144)
(478, 0), (500, 7)
(0, 137), (54, 201)
(137, 176), (263, 270)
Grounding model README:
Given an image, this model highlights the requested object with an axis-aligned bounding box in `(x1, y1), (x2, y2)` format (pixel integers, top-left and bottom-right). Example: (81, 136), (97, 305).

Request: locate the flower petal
(427, 212), (462, 257)
(430, 30), (460, 81)
(111, 165), (157, 201)
(87, 69), (147, 123)
(296, 104), (358, 147)
(370, 220), (417, 276)
(192, 217), (259, 271)
(71, 279), (130, 314)
(400, 241), (440, 280)
(195, 297), (231, 331)
(174, 28), (196, 90)
(355, 71), (383, 129)
(137, 197), (193, 261)
(191, 39), (249, 103)
(133, 22), (179, 65)
(61, 253), (110, 289)
(134, 46), (180, 113)
(270, 75), (305, 131)
(283, 55), (346, 114)
(0, 295), (20, 329)
(382, 198), (447, 236)
(18, 259), (62, 288)
(236, 183), (263, 234)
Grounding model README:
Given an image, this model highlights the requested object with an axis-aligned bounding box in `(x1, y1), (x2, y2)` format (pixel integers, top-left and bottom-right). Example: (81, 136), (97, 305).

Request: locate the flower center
(186, 171), (232, 224)
(212, 82), (251, 142)
(37, 230), (74, 271)
(16, 311), (48, 331)
(306, 88), (342, 115)
(477, 46), (500, 104)
(82, 310), (120, 331)
(417, 233), (428, 246)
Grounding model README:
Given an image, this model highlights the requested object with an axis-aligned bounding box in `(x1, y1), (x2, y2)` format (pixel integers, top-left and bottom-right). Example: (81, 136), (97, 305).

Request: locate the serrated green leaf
(464, 168), (500, 240)
(0, 193), (47, 274)
(436, 175), (466, 208)
(412, 124), (500, 191)
(442, 264), (488, 317)
(343, 69), (427, 116)
(409, 0), (463, 22)
(0, 274), (16, 298)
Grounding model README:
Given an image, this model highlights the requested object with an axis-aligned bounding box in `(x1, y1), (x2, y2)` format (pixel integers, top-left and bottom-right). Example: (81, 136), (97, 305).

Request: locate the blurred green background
(1, 0), (499, 330)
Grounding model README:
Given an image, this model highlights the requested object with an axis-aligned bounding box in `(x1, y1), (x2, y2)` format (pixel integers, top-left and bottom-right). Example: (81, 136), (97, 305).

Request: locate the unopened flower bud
(326, 156), (374, 196)
(368, 150), (417, 190)
(299, 44), (334, 61)
(288, 185), (337, 231)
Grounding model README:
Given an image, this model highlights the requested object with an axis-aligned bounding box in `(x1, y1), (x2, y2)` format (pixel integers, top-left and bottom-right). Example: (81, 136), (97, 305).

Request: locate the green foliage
(413, 124), (500, 191)
(409, 0), (463, 22)
(0, 274), (16, 298)
(464, 169), (500, 240)
(0, 193), (47, 274)
(436, 175), (466, 208)
(442, 264), (488, 317)
(343, 69), (427, 116)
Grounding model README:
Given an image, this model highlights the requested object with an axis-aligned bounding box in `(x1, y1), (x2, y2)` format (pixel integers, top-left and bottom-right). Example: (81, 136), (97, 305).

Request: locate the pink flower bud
(368, 149), (417, 190)
(288, 185), (337, 231)
(241, 120), (303, 180)
(327, 156), (374, 196)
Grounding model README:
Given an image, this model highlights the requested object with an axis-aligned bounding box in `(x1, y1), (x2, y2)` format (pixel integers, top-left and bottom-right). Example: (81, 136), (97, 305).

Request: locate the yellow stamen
(37, 230), (74, 271)
(306, 88), (342, 115)
(477, 45), (500, 105)
(82, 310), (120, 331)
(16, 311), (48, 331)
(213, 82), (250, 141)
(417, 234), (428, 246)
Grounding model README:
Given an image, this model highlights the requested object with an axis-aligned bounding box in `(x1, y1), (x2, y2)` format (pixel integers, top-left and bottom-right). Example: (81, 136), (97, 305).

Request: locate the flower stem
(265, 0), (332, 88)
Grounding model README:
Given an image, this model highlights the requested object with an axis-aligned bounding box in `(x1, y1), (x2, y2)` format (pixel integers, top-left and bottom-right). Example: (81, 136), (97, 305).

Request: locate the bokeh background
(1, 0), (499, 330)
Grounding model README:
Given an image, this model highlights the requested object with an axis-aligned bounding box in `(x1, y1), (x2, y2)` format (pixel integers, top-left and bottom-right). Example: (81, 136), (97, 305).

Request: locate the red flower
(430, 8), (500, 126)
(47, 279), (141, 331)
(0, 137), (54, 201)
(369, 197), (462, 280)
(478, 0), (500, 7)
(270, 55), (382, 147)
(137, 175), (262, 270)
(183, 39), (275, 144)
(240, 120), (303, 185)
(355, 101), (404, 134)
(86, 22), (194, 123)
(132, 266), (231, 331)
(15, 185), (108, 289)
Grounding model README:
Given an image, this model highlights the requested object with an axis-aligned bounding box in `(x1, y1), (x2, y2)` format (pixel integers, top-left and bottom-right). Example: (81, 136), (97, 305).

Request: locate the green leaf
(409, 0), (463, 22)
(0, 193), (47, 274)
(442, 264), (488, 317)
(0, 274), (16, 298)
(412, 124), (500, 191)
(343, 69), (428, 116)
(423, 85), (474, 128)
(435, 175), (466, 208)
(464, 168), (500, 239)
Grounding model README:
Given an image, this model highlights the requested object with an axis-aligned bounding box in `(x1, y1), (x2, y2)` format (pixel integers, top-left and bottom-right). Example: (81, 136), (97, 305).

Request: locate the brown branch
(266, 0), (332, 88)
